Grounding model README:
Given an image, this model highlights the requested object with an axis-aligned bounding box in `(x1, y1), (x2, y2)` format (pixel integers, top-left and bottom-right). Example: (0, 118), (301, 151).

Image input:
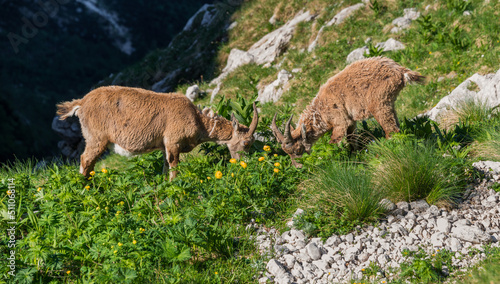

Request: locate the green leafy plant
(364, 42), (385, 57)
(400, 248), (453, 284)
(369, 0), (387, 16)
(445, 0), (472, 14)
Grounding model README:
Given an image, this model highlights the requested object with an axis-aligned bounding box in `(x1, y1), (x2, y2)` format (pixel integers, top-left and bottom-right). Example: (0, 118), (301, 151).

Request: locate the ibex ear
(231, 113), (239, 131)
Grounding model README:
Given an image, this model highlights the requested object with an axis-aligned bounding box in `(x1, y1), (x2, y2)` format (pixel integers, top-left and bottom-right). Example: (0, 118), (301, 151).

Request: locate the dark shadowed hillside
(0, 0), (213, 162)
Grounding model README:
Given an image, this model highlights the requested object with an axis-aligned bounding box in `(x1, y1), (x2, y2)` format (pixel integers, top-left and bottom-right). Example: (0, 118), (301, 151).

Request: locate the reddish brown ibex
(57, 86), (259, 180)
(271, 57), (425, 167)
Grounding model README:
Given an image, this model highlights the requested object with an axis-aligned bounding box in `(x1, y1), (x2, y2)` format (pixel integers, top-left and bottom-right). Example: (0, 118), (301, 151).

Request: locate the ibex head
(270, 114), (312, 168)
(226, 102), (259, 159)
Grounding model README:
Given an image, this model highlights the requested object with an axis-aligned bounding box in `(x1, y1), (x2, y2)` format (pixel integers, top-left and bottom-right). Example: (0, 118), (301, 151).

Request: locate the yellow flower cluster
(37, 187), (42, 192)
(215, 171), (223, 179)
(258, 156), (265, 161)
(101, 168), (108, 173)
(139, 228), (145, 233)
(85, 185), (90, 190)
(133, 240), (137, 245)
(240, 161), (247, 169)
(90, 171), (96, 176)
(263, 145), (271, 151)
(229, 158), (237, 164)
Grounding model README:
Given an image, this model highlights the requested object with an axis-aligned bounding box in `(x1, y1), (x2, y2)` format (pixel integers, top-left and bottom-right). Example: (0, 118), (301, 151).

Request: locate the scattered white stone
(185, 85), (200, 102)
(257, 70), (292, 103)
(451, 225), (493, 244)
(211, 10), (315, 100)
(306, 243), (322, 260)
(346, 46), (369, 64)
(437, 218), (452, 233)
(308, 3), (364, 52)
(425, 68), (500, 122)
(376, 38), (406, 52)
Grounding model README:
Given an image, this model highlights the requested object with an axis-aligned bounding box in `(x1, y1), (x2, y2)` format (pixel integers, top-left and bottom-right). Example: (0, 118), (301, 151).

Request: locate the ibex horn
(271, 113), (285, 143)
(248, 102), (259, 134)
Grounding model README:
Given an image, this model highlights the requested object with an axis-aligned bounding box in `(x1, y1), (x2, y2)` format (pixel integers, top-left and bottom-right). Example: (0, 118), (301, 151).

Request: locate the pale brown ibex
(56, 86), (259, 180)
(271, 57), (425, 167)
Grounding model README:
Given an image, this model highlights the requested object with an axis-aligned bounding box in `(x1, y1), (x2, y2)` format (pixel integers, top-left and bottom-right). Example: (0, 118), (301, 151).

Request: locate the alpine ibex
(271, 57), (425, 167)
(56, 86), (259, 180)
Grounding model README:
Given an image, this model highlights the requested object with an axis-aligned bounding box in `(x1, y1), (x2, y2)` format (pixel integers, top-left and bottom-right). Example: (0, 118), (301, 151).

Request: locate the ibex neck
(201, 115), (233, 142)
(293, 98), (330, 143)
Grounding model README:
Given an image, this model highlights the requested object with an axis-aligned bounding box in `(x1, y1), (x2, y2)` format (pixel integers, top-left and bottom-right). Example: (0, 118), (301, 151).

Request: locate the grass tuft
(368, 136), (464, 206)
(299, 161), (385, 224)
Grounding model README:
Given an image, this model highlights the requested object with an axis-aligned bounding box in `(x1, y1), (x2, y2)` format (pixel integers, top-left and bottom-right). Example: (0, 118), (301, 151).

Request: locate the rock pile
(253, 162), (500, 283)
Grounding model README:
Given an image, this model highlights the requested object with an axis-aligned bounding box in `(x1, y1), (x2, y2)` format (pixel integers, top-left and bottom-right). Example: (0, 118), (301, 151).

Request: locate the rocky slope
(251, 161), (500, 283)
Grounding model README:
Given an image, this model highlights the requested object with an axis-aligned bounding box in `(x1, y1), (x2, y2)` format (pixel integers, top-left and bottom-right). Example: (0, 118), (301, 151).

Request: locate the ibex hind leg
(372, 107), (400, 139)
(80, 139), (108, 177)
(346, 123), (360, 152)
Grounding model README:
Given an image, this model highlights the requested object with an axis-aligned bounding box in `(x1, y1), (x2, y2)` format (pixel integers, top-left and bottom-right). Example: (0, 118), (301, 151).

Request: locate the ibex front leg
(164, 144), (180, 181)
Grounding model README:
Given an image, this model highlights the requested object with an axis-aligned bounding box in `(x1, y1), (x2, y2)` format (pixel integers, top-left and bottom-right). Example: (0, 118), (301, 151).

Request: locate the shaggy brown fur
(57, 86), (258, 180)
(271, 57), (425, 167)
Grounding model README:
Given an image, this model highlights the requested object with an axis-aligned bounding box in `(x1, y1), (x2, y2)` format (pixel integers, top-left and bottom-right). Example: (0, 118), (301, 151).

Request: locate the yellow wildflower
(120, 201), (124, 206)
(200, 180), (203, 183)
(37, 187), (42, 191)
(215, 171), (223, 179)
(90, 171), (95, 176)
(229, 158), (237, 164)
(133, 240), (137, 245)
(101, 168), (108, 173)
(274, 154), (278, 157)
(66, 271), (71, 274)
(258, 156), (265, 162)
(231, 173), (234, 177)
(274, 162), (280, 167)
(240, 161), (247, 169)
(263, 145), (271, 151)
(7, 190), (11, 195)
(85, 185), (90, 190)
(215, 272), (218, 275)
(207, 176), (211, 180)
(118, 242), (123, 247)
(429, 51), (432, 54)
(274, 168), (279, 173)
(114, 250), (117, 254)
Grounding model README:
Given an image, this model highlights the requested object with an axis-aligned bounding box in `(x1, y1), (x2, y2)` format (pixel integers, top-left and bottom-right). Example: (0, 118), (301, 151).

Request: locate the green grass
(368, 135), (468, 206)
(459, 247), (500, 284)
(0, 148), (302, 283)
(295, 161), (385, 237)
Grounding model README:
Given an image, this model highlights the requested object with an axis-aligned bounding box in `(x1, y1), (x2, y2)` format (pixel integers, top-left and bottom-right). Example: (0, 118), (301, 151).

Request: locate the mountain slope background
(0, 0), (214, 162)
